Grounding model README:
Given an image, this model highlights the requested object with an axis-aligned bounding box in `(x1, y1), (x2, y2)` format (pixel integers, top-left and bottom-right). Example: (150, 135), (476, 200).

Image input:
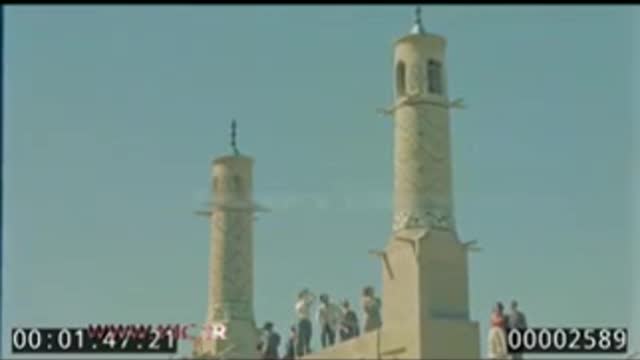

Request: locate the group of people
(488, 300), (528, 359)
(257, 286), (382, 360)
(259, 291), (530, 360)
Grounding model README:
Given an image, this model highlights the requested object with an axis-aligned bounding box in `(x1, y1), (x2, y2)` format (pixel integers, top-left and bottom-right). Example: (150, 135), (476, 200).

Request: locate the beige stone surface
(392, 32), (454, 232)
(193, 155), (261, 359)
(194, 15), (479, 360)
(301, 27), (479, 360)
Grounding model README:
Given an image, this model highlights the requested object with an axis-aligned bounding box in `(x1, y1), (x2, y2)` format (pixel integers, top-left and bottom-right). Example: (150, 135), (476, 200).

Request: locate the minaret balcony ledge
(377, 94), (466, 116)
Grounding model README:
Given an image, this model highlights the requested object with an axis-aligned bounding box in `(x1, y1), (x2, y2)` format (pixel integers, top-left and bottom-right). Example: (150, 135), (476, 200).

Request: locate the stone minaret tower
(379, 7), (480, 358)
(293, 8), (480, 360)
(193, 120), (267, 359)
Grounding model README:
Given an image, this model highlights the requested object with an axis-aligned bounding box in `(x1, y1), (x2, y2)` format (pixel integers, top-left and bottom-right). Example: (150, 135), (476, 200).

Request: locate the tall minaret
(193, 120), (266, 359)
(391, 5), (457, 232)
(378, 7), (480, 359)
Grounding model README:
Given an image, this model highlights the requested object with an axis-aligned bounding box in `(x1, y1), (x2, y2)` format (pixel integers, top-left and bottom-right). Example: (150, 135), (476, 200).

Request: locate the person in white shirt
(488, 302), (510, 359)
(316, 294), (343, 348)
(294, 289), (315, 356)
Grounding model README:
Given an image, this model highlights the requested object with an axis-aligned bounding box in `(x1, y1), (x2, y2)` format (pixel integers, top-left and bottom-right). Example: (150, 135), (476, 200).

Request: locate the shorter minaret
(193, 120), (267, 359)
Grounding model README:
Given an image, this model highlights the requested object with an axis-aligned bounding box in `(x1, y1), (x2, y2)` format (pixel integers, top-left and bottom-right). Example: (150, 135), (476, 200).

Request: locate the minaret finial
(231, 119), (239, 156)
(410, 6), (426, 34)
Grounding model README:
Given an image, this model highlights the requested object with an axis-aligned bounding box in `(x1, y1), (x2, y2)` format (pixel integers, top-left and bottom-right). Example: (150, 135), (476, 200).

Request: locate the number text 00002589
(506, 327), (628, 354)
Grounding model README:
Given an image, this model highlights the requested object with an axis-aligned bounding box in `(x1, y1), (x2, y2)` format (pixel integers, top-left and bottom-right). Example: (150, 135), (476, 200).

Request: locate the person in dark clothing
(362, 286), (382, 332)
(317, 293), (341, 348)
(260, 322), (281, 360)
(282, 326), (297, 360)
(339, 300), (360, 341)
(506, 300), (528, 360)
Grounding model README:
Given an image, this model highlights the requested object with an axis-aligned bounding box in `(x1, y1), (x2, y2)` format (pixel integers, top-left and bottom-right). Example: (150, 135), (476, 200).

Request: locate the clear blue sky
(4, 5), (638, 359)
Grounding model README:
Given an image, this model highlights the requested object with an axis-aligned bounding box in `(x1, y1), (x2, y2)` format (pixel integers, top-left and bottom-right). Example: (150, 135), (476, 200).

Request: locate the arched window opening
(232, 175), (243, 196)
(427, 59), (443, 95)
(396, 61), (407, 96)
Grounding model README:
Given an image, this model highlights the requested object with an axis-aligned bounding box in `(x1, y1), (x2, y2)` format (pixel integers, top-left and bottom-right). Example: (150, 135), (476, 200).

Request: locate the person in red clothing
(491, 302), (506, 329)
(488, 302), (509, 359)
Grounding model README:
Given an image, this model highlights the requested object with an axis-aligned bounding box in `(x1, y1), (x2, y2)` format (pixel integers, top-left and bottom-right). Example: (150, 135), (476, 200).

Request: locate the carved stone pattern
(223, 300), (254, 321)
(424, 208), (452, 229)
(392, 209), (453, 232)
(213, 212), (252, 302)
(420, 107), (449, 197)
(396, 117), (428, 194)
(209, 303), (228, 322)
(394, 105), (452, 214)
(422, 107), (448, 162)
(209, 299), (254, 323)
(393, 104), (454, 233)
(211, 211), (226, 297)
(394, 118), (420, 217)
(209, 210), (256, 346)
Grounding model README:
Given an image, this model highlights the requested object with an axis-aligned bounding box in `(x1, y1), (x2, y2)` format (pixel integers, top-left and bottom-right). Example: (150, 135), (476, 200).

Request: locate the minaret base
(192, 320), (261, 360)
(302, 227), (480, 360)
(301, 322), (479, 360)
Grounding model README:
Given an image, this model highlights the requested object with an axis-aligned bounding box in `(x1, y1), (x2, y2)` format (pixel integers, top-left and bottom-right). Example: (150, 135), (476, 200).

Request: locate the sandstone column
(194, 122), (266, 359)
(381, 8), (480, 359)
